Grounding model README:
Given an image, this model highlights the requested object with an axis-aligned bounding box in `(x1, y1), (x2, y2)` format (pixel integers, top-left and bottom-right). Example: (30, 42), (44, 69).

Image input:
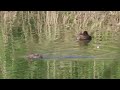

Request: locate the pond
(0, 11), (120, 79)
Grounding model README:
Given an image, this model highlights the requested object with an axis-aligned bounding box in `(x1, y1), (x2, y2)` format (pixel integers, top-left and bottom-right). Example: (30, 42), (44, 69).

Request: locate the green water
(0, 11), (120, 79)
(0, 31), (120, 79)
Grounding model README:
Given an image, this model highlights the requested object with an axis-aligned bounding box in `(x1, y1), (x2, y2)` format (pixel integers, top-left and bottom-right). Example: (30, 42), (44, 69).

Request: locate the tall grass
(0, 11), (120, 79)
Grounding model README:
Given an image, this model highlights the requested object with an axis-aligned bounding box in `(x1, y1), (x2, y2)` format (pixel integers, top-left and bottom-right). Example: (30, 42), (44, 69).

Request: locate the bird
(27, 53), (43, 59)
(76, 31), (92, 46)
(76, 31), (92, 41)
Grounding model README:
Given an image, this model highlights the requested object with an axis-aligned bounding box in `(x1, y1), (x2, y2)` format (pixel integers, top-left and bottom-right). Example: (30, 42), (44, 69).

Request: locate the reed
(0, 11), (120, 79)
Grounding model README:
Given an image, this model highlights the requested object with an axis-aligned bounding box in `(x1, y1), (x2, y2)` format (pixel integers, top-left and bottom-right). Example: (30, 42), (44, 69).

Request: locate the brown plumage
(77, 31), (92, 41)
(27, 53), (43, 59)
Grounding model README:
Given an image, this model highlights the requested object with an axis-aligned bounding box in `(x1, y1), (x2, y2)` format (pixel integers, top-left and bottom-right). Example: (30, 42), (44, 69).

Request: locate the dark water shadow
(77, 40), (91, 46)
(76, 38), (93, 52)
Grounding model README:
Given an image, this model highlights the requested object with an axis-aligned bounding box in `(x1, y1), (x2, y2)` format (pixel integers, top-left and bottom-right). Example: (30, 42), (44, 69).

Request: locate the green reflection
(0, 11), (120, 79)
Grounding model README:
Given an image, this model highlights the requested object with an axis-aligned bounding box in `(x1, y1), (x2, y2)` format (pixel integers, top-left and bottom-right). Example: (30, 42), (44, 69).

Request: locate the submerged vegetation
(0, 11), (120, 79)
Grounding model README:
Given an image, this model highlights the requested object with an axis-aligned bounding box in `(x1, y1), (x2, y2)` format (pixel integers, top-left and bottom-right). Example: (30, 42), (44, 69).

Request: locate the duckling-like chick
(27, 53), (43, 59)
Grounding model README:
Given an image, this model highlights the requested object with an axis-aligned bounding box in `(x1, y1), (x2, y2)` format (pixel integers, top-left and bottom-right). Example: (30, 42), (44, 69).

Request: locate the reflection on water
(1, 29), (120, 79)
(0, 11), (120, 79)
(3, 31), (119, 79)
